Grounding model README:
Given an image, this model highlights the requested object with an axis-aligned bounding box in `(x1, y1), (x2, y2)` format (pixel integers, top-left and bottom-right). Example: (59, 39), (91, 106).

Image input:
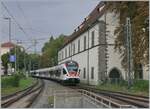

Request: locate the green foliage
(1, 53), (9, 75)
(106, 2), (149, 72)
(40, 34), (66, 68)
(1, 45), (30, 73)
(28, 53), (40, 70)
(131, 80), (149, 92)
(1, 73), (26, 88)
(48, 96), (54, 105)
(1, 77), (34, 96)
(96, 79), (149, 96)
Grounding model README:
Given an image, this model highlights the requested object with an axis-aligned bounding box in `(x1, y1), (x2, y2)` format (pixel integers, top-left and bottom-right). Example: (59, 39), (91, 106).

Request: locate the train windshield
(66, 61), (78, 72)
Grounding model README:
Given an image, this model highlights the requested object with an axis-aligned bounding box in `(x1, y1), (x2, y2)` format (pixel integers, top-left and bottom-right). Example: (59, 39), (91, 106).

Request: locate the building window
(59, 53), (61, 60)
(84, 36), (86, 50)
(138, 64), (143, 79)
(65, 48), (67, 58)
(60, 53), (61, 60)
(69, 46), (70, 56)
(73, 43), (75, 54)
(83, 68), (86, 79)
(78, 39), (80, 52)
(71, 44), (73, 55)
(91, 67), (94, 79)
(62, 51), (64, 59)
(91, 31), (95, 47)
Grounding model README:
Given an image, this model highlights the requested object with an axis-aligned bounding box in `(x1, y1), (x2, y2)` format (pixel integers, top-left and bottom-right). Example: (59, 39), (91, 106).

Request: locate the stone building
(58, 2), (149, 85)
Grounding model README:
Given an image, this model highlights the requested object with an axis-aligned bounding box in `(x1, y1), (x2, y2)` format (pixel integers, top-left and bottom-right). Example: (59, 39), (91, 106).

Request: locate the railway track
(73, 85), (149, 108)
(1, 79), (44, 108)
(31, 76), (149, 108)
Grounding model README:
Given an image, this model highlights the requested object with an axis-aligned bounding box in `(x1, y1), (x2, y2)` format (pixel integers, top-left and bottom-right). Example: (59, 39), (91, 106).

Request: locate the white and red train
(30, 60), (80, 85)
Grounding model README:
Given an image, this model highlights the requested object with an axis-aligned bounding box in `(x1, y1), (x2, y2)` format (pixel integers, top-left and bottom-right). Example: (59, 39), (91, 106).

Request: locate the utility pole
(15, 43), (17, 73)
(33, 39), (38, 54)
(15, 40), (19, 73)
(4, 17), (11, 42)
(126, 17), (133, 88)
(4, 17), (12, 74)
(33, 39), (38, 70)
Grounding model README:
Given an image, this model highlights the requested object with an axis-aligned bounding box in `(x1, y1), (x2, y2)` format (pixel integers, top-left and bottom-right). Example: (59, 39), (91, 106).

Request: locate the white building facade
(58, 2), (149, 85)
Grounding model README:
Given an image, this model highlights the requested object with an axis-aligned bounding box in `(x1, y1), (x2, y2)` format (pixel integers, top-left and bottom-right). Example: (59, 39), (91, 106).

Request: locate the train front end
(63, 61), (80, 84)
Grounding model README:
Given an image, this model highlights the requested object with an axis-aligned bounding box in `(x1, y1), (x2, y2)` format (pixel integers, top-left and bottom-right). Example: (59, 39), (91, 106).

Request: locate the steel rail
(1, 79), (44, 108)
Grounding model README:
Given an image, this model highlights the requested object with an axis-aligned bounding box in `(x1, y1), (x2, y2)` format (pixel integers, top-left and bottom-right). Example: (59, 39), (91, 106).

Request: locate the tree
(1, 53), (9, 75)
(28, 53), (40, 70)
(40, 34), (66, 68)
(1, 45), (29, 73)
(106, 1), (149, 74)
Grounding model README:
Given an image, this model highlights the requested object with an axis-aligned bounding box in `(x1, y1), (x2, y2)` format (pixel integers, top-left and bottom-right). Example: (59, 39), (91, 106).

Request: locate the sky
(1, 0), (100, 53)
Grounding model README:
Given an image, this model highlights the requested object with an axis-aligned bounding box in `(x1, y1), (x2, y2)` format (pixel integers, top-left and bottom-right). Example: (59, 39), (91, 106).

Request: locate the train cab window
(66, 61), (78, 72)
(63, 68), (67, 74)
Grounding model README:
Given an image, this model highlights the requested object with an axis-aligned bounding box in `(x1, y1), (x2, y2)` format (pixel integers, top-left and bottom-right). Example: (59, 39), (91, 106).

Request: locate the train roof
(58, 60), (78, 65)
(30, 60), (78, 73)
(30, 64), (63, 73)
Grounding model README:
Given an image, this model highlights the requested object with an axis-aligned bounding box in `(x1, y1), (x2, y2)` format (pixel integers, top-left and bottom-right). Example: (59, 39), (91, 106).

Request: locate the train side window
(49, 71), (52, 76)
(63, 68), (67, 74)
(58, 70), (61, 76)
(56, 70), (61, 77)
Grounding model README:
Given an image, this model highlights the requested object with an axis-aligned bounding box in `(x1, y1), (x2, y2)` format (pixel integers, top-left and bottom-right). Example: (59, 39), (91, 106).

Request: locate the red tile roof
(1, 42), (15, 48)
(60, 1), (106, 50)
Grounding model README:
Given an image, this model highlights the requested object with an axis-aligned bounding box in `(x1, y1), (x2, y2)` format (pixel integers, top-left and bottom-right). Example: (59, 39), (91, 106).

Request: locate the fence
(53, 89), (135, 108)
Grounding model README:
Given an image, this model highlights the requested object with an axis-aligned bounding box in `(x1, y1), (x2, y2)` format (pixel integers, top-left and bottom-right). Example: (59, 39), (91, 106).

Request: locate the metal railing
(53, 89), (136, 108)
(78, 89), (135, 108)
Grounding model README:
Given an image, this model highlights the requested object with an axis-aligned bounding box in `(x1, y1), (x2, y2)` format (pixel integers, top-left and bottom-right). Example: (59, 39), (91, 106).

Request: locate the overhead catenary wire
(1, 1), (29, 39)
(1, 1), (51, 54)
(16, 0), (35, 36)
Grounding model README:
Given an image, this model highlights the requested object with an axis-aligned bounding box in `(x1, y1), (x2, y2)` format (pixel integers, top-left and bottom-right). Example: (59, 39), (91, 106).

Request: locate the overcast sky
(1, 0), (100, 53)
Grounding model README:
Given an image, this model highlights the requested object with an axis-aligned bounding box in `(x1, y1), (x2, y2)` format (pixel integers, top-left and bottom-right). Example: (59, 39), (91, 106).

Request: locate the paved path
(31, 79), (70, 108)
(31, 79), (104, 108)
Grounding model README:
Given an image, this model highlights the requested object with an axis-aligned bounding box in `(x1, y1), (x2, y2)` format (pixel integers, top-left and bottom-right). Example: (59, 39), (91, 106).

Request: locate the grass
(1, 76), (35, 96)
(80, 79), (149, 96)
(48, 96), (54, 107)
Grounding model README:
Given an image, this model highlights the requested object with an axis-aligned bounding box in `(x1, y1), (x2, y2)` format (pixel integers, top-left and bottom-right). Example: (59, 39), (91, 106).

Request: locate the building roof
(1, 42), (15, 48)
(59, 1), (107, 50)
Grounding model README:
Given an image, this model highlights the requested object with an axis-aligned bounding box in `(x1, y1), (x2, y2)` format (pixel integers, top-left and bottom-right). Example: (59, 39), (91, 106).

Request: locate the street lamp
(4, 17), (11, 42)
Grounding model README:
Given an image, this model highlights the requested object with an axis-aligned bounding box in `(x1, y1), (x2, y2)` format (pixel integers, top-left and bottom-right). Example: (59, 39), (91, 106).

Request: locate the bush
(1, 73), (26, 88)
(12, 74), (20, 87)
(131, 80), (149, 92)
(17, 72), (26, 79)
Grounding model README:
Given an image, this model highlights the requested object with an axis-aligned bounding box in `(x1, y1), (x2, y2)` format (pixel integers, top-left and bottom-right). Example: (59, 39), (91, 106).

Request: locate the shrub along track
(69, 85), (149, 108)
(1, 79), (44, 108)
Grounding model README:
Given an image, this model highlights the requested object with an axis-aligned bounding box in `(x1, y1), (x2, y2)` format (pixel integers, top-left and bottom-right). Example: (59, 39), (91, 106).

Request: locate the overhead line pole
(126, 17), (133, 88)
(3, 17), (11, 42)
(1, 2), (29, 38)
